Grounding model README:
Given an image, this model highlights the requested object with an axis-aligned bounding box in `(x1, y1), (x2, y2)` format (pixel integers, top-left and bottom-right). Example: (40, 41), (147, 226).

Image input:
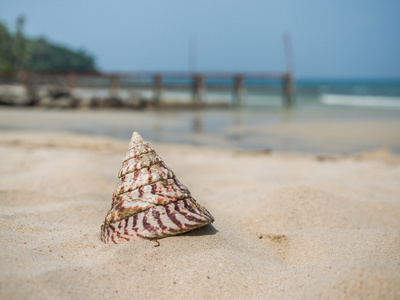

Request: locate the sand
(1, 130), (400, 299)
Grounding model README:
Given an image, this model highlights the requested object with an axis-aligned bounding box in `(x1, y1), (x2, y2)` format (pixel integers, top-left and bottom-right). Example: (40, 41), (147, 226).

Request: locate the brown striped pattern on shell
(119, 151), (162, 178)
(101, 198), (214, 244)
(101, 132), (214, 244)
(105, 178), (191, 225)
(112, 162), (175, 198)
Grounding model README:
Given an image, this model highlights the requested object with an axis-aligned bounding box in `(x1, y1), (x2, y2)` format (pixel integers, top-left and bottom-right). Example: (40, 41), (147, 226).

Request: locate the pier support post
(282, 72), (294, 108)
(110, 75), (120, 98)
(232, 74), (245, 107)
(153, 74), (163, 104)
(192, 74), (205, 104)
(67, 72), (76, 94)
(21, 72), (36, 105)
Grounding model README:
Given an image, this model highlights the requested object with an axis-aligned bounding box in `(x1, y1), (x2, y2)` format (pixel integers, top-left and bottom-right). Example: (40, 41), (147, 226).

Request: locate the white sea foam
(321, 94), (400, 108)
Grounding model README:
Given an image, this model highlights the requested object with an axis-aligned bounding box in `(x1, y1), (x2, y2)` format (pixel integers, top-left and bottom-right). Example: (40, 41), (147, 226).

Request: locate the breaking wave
(321, 94), (400, 108)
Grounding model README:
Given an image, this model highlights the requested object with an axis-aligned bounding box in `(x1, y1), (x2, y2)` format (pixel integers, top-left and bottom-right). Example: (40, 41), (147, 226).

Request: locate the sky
(1, 0), (400, 79)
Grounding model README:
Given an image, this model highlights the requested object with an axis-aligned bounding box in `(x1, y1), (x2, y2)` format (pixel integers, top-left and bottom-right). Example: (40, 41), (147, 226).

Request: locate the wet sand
(0, 129), (399, 299)
(1, 107), (400, 154)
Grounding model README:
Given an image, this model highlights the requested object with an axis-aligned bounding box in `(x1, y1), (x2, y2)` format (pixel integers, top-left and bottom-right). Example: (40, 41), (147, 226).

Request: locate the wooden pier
(97, 70), (295, 108)
(0, 70), (295, 108)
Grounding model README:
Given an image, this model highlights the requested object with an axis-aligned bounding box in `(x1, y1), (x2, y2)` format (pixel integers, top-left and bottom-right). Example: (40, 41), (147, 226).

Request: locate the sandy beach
(1, 118), (399, 299)
(1, 0), (400, 297)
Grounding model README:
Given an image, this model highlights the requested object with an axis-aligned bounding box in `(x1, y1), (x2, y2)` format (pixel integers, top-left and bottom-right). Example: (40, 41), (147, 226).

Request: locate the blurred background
(1, 0), (400, 153)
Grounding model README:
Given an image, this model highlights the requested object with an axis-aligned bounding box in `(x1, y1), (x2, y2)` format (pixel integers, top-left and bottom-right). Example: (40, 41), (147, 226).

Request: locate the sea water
(126, 77), (400, 109)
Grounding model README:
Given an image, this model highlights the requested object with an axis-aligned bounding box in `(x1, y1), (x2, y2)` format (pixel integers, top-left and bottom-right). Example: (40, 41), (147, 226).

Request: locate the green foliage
(0, 17), (96, 73)
(0, 22), (14, 72)
(26, 38), (96, 71)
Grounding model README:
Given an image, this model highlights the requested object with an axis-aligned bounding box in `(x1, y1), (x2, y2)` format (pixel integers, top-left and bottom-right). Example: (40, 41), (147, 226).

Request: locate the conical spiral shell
(101, 132), (214, 244)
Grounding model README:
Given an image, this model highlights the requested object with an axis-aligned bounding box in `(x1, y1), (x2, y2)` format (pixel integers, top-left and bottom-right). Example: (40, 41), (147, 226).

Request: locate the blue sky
(1, 0), (399, 78)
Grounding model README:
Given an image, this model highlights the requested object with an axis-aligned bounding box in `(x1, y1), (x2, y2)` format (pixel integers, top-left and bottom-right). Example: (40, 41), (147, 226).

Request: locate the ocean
(115, 77), (400, 109)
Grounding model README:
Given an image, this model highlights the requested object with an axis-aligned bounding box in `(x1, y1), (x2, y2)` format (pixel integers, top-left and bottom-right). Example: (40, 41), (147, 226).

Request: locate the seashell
(101, 132), (214, 244)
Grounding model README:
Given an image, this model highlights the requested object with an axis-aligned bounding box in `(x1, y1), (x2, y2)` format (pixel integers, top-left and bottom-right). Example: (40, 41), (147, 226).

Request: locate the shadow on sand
(181, 224), (219, 237)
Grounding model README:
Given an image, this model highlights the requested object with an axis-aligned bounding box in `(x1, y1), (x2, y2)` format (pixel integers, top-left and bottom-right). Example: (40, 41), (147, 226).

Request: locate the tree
(12, 16), (27, 70)
(0, 22), (13, 72)
(0, 16), (97, 73)
(26, 38), (96, 71)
